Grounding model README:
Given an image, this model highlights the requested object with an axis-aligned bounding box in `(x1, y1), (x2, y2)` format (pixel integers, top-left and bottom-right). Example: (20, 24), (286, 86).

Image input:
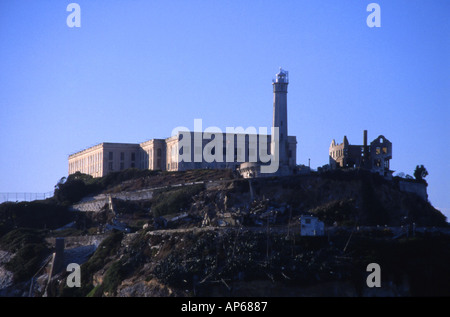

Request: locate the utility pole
(266, 219), (269, 265)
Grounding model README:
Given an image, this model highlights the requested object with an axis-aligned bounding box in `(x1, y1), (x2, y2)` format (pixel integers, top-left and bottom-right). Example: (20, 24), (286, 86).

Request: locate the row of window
(108, 161), (136, 172)
(373, 159), (390, 168)
(332, 146), (388, 159)
(69, 152), (102, 175)
(375, 147), (388, 155)
(331, 149), (345, 159)
(71, 148), (165, 175)
(183, 146), (291, 158)
(109, 151), (137, 161)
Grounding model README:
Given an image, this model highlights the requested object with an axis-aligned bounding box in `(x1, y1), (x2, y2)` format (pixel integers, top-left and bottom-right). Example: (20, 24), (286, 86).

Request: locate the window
(382, 147), (387, 154)
(157, 148), (161, 157)
(376, 147), (381, 155)
(120, 162), (124, 170)
(157, 159), (161, 168)
(131, 162), (135, 168)
(288, 150), (292, 158)
(109, 152), (113, 160)
(131, 152), (136, 161)
(108, 162), (113, 171)
(120, 152), (124, 161)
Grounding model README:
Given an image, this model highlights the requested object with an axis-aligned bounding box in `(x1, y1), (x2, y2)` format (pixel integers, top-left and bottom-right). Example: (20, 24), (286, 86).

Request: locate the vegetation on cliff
(0, 167), (448, 296)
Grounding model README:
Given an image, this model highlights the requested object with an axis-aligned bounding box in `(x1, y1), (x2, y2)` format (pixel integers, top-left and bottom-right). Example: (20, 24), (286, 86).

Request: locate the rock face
(1, 169), (448, 297)
(398, 180), (428, 201)
(0, 251), (14, 291)
(117, 279), (185, 297)
(54, 226), (450, 297)
(71, 169), (447, 232)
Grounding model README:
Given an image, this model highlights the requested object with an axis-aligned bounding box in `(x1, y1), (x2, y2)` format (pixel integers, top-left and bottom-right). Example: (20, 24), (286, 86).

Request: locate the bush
(0, 228), (47, 252)
(101, 260), (127, 295)
(0, 228), (50, 282)
(54, 172), (99, 204)
(0, 201), (73, 234)
(5, 243), (49, 282)
(59, 230), (124, 297)
(310, 199), (358, 226)
(54, 169), (162, 205)
(151, 185), (203, 217)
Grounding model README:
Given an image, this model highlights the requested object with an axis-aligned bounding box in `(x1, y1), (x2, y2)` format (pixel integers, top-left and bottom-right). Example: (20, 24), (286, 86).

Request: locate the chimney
(362, 130), (368, 168)
(363, 130), (368, 148)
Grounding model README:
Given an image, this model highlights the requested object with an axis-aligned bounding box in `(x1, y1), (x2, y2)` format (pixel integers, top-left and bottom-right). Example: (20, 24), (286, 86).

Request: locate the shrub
(58, 230), (124, 297)
(0, 228), (49, 282)
(151, 185), (203, 217)
(5, 243), (49, 282)
(0, 201), (73, 233)
(0, 228), (47, 252)
(101, 260), (127, 295)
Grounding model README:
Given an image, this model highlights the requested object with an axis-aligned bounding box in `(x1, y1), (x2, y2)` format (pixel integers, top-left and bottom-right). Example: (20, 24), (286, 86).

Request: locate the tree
(414, 165), (428, 182)
(53, 172), (94, 204)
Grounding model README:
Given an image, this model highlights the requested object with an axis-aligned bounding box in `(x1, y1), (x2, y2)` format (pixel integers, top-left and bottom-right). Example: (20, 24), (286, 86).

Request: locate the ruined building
(329, 130), (393, 178)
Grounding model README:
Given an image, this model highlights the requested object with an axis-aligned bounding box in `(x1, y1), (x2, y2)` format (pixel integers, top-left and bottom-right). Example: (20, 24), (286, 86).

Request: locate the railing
(0, 192), (54, 204)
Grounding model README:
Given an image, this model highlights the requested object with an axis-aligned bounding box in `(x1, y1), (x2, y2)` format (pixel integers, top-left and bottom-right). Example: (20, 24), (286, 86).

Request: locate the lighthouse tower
(272, 68), (289, 167)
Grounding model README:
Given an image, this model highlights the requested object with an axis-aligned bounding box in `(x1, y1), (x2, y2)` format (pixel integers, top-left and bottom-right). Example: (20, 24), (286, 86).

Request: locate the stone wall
(70, 188), (155, 212)
(399, 181), (428, 201)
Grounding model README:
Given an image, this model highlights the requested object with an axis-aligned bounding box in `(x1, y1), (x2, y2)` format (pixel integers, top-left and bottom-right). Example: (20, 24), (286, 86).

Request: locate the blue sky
(0, 1), (449, 218)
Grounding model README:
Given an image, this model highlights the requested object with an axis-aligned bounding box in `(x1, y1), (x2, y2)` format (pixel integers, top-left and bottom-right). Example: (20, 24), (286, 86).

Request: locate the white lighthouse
(239, 67), (297, 178)
(272, 68), (289, 167)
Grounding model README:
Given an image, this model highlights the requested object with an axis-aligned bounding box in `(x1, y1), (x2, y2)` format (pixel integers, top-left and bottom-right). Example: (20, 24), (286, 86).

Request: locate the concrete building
(68, 143), (140, 177)
(139, 139), (166, 171)
(329, 130), (393, 178)
(68, 69), (297, 178)
(165, 131), (297, 173)
(300, 215), (325, 236)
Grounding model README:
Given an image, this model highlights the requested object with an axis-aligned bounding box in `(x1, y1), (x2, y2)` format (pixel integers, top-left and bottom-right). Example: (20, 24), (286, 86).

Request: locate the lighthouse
(272, 68), (289, 167)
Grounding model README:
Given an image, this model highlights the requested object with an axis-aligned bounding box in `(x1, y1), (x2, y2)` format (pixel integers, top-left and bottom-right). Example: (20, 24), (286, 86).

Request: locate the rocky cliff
(0, 168), (448, 297)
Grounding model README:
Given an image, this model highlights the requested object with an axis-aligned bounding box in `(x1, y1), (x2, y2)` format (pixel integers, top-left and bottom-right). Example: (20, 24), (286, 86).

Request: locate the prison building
(165, 131), (297, 173)
(68, 143), (140, 178)
(68, 68), (297, 178)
